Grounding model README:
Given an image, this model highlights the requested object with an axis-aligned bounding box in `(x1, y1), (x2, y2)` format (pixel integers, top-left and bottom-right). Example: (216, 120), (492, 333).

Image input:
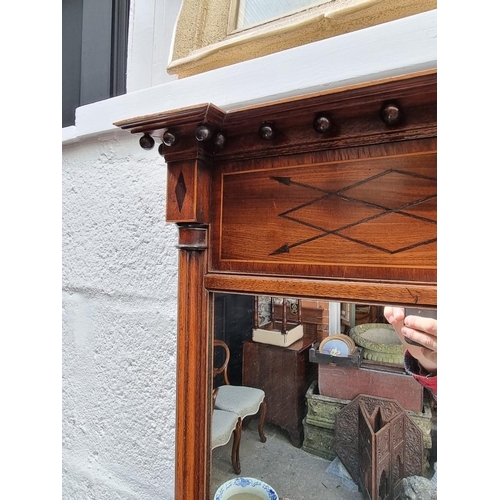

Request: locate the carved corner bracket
(116, 104), (226, 224)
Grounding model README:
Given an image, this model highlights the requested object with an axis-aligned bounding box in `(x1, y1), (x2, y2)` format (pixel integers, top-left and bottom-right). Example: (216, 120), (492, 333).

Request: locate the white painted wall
(62, 132), (179, 500)
(62, 3), (183, 498)
(62, 4), (437, 499)
(127, 0), (182, 91)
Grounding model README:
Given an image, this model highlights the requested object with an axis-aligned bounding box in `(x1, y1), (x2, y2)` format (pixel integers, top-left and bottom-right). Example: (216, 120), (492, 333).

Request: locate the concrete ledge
(62, 10), (436, 144)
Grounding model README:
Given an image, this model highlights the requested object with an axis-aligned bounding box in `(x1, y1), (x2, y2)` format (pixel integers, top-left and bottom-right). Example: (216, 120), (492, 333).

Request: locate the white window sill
(62, 9), (436, 145)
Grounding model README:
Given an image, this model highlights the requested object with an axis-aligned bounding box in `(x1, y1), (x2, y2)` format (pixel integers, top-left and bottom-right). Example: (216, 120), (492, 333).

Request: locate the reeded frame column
(175, 224), (211, 500)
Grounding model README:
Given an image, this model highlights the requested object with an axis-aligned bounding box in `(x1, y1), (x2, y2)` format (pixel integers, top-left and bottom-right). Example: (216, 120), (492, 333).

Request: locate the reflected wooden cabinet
(242, 338), (317, 447)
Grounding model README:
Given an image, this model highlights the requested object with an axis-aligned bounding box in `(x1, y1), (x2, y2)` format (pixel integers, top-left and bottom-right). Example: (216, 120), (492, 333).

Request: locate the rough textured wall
(62, 132), (178, 499)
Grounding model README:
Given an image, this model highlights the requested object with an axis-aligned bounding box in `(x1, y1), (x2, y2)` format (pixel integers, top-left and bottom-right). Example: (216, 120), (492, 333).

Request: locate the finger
(384, 306), (394, 322)
(401, 326), (437, 351)
(384, 306), (404, 324)
(402, 336), (427, 348)
(404, 315), (437, 337)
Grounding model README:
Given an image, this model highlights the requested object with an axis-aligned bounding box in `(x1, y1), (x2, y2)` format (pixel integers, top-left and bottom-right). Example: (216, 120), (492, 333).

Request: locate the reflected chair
(211, 387), (242, 474)
(213, 339), (267, 443)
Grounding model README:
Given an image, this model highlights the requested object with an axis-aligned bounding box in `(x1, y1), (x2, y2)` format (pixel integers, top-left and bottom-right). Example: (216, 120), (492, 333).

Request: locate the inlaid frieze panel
(210, 150), (436, 283)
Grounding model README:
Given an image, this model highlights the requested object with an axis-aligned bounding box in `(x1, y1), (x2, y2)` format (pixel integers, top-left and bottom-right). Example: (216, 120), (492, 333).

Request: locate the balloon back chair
(213, 339), (267, 443)
(211, 387), (242, 474)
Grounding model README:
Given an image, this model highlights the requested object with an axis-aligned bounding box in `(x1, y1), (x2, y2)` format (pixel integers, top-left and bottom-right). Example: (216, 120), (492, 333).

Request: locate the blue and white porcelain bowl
(214, 477), (278, 500)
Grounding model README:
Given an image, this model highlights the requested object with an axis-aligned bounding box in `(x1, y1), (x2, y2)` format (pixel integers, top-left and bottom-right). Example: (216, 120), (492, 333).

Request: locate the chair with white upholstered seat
(213, 339), (267, 443)
(211, 387), (242, 474)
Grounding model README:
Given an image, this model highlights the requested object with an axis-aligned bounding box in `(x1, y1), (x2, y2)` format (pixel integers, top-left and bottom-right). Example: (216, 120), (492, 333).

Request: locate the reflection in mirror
(210, 293), (437, 500)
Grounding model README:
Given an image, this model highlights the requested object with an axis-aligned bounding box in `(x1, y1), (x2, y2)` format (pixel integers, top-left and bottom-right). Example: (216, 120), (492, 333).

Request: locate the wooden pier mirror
(115, 70), (437, 500)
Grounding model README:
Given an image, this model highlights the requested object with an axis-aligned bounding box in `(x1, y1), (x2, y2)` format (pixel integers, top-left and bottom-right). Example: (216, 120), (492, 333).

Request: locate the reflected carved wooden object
(335, 394), (424, 496)
(115, 70), (437, 500)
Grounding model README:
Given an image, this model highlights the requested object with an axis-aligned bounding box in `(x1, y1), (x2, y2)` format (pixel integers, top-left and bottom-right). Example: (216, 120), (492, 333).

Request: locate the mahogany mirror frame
(115, 70), (437, 500)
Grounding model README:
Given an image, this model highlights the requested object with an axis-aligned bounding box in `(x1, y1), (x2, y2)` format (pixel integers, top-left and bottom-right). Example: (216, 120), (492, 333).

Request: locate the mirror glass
(210, 292), (437, 500)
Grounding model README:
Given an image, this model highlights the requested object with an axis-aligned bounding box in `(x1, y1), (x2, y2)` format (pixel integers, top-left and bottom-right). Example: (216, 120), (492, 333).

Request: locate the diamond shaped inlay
(283, 196), (385, 233)
(175, 171), (187, 212)
(269, 168), (437, 255)
(342, 170), (436, 211)
(338, 212), (436, 253)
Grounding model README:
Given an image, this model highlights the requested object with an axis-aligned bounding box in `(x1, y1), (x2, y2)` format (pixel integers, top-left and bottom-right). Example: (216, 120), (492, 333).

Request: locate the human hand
(384, 306), (437, 375)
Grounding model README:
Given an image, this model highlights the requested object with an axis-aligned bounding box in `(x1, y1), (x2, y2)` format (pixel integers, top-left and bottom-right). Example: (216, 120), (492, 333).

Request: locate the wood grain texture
(166, 156), (212, 223)
(116, 71), (437, 500)
(242, 338), (317, 447)
(175, 226), (211, 499)
(211, 148), (436, 282)
(204, 274), (436, 307)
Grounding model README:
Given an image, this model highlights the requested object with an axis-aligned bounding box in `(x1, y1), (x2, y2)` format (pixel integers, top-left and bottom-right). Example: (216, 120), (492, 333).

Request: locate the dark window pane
(62, 0), (130, 127)
(62, 0), (83, 128)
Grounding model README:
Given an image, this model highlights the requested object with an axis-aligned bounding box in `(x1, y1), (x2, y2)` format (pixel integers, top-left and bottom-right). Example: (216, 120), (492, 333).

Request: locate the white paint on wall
(63, 9), (437, 143)
(62, 134), (179, 499)
(127, 0), (183, 91)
